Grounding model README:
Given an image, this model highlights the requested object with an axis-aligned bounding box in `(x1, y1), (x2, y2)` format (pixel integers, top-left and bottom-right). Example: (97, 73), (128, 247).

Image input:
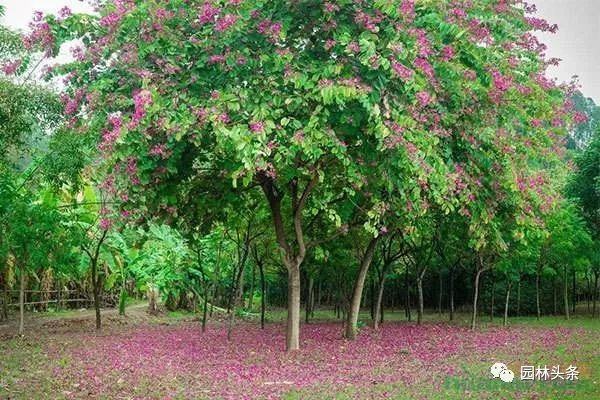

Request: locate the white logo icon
(490, 362), (514, 382)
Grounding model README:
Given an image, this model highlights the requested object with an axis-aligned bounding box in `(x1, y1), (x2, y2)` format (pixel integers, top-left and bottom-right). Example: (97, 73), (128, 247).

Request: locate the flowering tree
(27, 0), (579, 350)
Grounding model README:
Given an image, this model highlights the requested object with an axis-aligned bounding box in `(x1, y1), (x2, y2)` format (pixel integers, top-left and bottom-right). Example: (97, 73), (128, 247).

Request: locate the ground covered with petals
(1, 312), (598, 399)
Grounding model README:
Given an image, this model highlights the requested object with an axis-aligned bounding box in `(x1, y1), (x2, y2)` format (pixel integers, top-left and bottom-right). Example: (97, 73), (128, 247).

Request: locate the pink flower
(414, 58), (435, 80)
(573, 111), (588, 124)
(441, 45), (455, 61)
(215, 14), (238, 32)
(99, 218), (112, 231)
(416, 91), (431, 107)
(249, 121), (265, 133)
(346, 41), (360, 54)
(58, 6), (72, 19)
(208, 54), (226, 64)
(1, 59), (22, 75)
(391, 61), (413, 80)
(198, 3), (220, 25)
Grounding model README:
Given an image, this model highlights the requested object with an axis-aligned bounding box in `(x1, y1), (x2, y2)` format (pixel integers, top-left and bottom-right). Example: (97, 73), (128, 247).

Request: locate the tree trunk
(490, 276), (495, 321)
(405, 269), (411, 321)
(248, 263), (256, 311)
(373, 274), (387, 330)
(503, 281), (512, 327)
(91, 261), (101, 330)
(18, 269), (25, 336)
(438, 271), (443, 317)
(553, 276), (558, 315)
(471, 269), (483, 330)
(258, 259), (266, 329)
(564, 266), (570, 320)
(572, 269), (577, 314)
(1, 271), (8, 321)
(201, 288), (208, 333)
(593, 271), (598, 318)
(449, 267), (454, 321)
(305, 275), (313, 324)
(345, 237), (379, 339)
(536, 270), (541, 320)
(516, 277), (521, 317)
(286, 264), (301, 351)
(417, 277), (424, 325)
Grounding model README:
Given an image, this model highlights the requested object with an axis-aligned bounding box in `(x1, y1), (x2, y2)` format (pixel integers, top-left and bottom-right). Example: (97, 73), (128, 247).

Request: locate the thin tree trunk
(553, 276), (558, 315)
(373, 274), (387, 330)
(258, 259), (266, 329)
(305, 275), (313, 324)
(201, 287), (209, 332)
(593, 271), (598, 318)
(248, 263), (256, 310)
(516, 277), (521, 317)
(346, 237), (379, 339)
(438, 271), (443, 317)
(536, 270), (541, 320)
(405, 268), (411, 321)
(449, 267), (454, 321)
(18, 269), (25, 336)
(586, 273), (591, 313)
(417, 277), (424, 325)
(286, 264), (301, 350)
(471, 269), (483, 330)
(490, 275), (495, 321)
(1, 271), (8, 321)
(92, 261), (101, 330)
(503, 281), (512, 326)
(572, 269), (576, 314)
(564, 266), (570, 320)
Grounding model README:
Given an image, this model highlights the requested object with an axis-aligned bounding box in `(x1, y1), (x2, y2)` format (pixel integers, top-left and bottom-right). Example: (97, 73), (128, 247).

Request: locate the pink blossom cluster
(256, 19), (282, 41)
(525, 17), (558, 33)
(391, 61), (413, 80)
(99, 114), (123, 152)
(400, 0), (416, 21)
(128, 89), (152, 129)
(215, 14), (238, 32)
(414, 58), (435, 80)
(354, 9), (384, 33)
(197, 3), (220, 25)
(1, 59), (22, 75)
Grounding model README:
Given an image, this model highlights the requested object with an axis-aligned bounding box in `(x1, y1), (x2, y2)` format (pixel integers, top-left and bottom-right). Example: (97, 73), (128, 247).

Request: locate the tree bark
(438, 271), (443, 317)
(258, 258), (266, 329)
(1, 270), (8, 321)
(248, 262), (256, 311)
(286, 265), (301, 350)
(373, 274), (387, 330)
(490, 275), (495, 321)
(471, 269), (483, 330)
(305, 275), (313, 324)
(201, 289), (208, 333)
(345, 237), (379, 339)
(503, 281), (512, 327)
(593, 271), (598, 318)
(92, 260), (101, 330)
(516, 277), (521, 317)
(564, 265), (570, 320)
(536, 269), (541, 320)
(416, 277), (424, 325)
(405, 268), (411, 321)
(572, 269), (577, 314)
(553, 277), (557, 315)
(18, 268), (25, 336)
(449, 267), (455, 321)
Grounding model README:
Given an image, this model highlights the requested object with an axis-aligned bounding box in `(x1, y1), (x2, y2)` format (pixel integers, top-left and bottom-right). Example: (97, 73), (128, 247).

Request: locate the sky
(1, 0), (599, 102)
